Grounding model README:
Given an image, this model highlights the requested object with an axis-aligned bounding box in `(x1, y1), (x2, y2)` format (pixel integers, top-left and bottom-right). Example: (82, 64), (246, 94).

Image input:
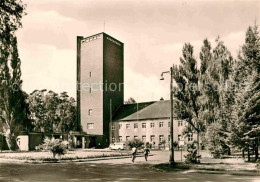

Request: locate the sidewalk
(0, 149), (150, 163)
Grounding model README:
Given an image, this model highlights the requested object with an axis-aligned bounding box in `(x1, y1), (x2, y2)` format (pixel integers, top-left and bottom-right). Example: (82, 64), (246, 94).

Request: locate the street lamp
(160, 67), (174, 165)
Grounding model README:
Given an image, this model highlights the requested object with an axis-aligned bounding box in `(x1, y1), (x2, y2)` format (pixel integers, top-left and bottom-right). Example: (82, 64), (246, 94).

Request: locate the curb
(185, 169), (260, 176)
(0, 154), (153, 164)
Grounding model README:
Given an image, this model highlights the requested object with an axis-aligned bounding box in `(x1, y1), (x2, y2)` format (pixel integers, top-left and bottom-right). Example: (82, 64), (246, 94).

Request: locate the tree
(28, 89), (48, 132)
(57, 92), (77, 133)
(125, 97), (136, 104)
(199, 38), (234, 157)
(0, 0), (26, 150)
(172, 43), (203, 160)
(28, 90), (77, 133)
(232, 25), (260, 161)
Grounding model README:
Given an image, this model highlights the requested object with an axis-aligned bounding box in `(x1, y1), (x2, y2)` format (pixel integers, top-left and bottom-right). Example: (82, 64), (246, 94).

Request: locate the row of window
(112, 120), (183, 130)
(111, 134), (193, 143)
(82, 35), (101, 44)
(112, 135), (165, 143)
(88, 121), (183, 130)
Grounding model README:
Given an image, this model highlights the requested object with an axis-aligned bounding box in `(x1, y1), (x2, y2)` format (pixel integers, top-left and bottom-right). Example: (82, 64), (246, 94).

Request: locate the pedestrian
(144, 147), (150, 161)
(131, 146), (137, 162)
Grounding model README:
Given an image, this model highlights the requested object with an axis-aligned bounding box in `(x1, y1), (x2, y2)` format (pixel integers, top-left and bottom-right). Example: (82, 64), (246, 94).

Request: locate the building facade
(110, 100), (197, 149)
(77, 32), (197, 149)
(77, 33), (124, 148)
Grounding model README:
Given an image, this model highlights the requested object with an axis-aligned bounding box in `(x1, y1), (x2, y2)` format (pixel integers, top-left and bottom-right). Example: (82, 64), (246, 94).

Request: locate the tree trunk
(255, 138), (259, 161)
(248, 144), (251, 162)
(228, 147), (231, 155)
(5, 129), (16, 151)
(197, 131), (200, 162)
(242, 149), (245, 158)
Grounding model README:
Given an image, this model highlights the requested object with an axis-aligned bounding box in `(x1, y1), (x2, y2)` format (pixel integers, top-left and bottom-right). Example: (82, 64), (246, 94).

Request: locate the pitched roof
(112, 101), (155, 121)
(114, 100), (171, 121)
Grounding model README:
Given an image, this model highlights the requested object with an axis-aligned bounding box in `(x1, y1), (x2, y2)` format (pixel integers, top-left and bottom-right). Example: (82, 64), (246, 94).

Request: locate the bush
(41, 137), (68, 158)
(184, 141), (201, 164)
(126, 138), (144, 149)
(145, 142), (152, 149)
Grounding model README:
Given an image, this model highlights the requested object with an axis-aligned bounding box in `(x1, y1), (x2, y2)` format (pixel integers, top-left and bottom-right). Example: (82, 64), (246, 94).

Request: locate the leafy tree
(57, 92), (77, 133)
(28, 89), (48, 132)
(28, 90), (77, 133)
(0, 0), (26, 150)
(199, 38), (234, 157)
(45, 90), (60, 132)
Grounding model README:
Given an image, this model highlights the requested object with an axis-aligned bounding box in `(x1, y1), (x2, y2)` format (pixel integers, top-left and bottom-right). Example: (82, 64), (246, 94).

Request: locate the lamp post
(160, 67), (174, 165)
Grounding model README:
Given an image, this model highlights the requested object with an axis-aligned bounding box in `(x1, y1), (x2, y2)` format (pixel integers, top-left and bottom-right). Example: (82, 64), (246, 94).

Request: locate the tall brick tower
(77, 33), (124, 148)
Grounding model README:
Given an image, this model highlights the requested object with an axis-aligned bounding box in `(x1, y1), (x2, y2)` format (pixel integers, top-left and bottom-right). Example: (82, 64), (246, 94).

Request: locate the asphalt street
(0, 151), (259, 182)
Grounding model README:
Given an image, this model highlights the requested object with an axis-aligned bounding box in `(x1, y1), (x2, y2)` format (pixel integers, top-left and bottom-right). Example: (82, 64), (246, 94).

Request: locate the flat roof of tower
(78, 32), (124, 45)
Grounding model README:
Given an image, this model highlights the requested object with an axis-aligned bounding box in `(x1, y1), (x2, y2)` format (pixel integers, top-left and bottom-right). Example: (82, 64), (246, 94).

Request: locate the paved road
(0, 151), (259, 182)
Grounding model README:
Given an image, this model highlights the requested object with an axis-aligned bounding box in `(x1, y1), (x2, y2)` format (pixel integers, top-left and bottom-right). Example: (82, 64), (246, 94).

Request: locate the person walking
(144, 147), (150, 161)
(131, 146), (137, 162)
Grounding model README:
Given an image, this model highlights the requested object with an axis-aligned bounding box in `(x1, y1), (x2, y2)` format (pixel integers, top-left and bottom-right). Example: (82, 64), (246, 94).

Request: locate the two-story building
(110, 100), (196, 149)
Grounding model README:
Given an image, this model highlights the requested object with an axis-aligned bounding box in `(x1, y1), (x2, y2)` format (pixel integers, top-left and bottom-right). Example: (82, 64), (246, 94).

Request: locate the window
(126, 136), (130, 141)
(90, 72), (92, 77)
(188, 134), (193, 142)
(150, 123), (155, 128)
(142, 135), (146, 142)
(112, 124), (115, 130)
(89, 87), (91, 93)
(119, 124), (122, 129)
(134, 123), (138, 129)
(142, 123), (146, 128)
(126, 124), (130, 129)
(112, 136), (115, 143)
(87, 123), (94, 129)
(168, 135), (170, 142)
(178, 120), (183, 127)
(150, 135), (155, 142)
(88, 109), (93, 116)
(134, 136), (138, 139)
(159, 122), (164, 127)
(119, 136), (122, 142)
(159, 135), (164, 142)
(168, 122), (170, 127)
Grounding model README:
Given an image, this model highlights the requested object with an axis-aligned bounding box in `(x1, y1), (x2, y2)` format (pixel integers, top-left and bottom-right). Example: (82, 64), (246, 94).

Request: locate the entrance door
(89, 137), (96, 148)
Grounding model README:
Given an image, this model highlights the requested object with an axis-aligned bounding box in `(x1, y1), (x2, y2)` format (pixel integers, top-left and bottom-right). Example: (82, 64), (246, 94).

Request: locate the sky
(17, 0), (260, 102)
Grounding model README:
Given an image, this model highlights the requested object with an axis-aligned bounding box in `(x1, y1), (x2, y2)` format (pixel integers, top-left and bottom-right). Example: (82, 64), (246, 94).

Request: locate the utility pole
(160, 67), (175, 165)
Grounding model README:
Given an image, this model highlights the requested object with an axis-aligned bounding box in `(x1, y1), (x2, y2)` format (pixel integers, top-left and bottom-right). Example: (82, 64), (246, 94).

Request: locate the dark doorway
(76, 136), (82, 148)
(89, 137), (96, 148)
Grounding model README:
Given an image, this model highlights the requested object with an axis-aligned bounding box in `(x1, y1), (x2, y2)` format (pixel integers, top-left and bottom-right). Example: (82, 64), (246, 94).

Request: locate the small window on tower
(89, 88), (91, 93)
(112, 124), (115, 130)
(87, 123), (94, 129)
(90, 72), (92, 77)
(88, 109), (92, 116)
(112, 136), (115, 143)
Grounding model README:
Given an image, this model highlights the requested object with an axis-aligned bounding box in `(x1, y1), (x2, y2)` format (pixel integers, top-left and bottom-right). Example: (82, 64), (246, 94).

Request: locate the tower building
(77, 33), (124, 147)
